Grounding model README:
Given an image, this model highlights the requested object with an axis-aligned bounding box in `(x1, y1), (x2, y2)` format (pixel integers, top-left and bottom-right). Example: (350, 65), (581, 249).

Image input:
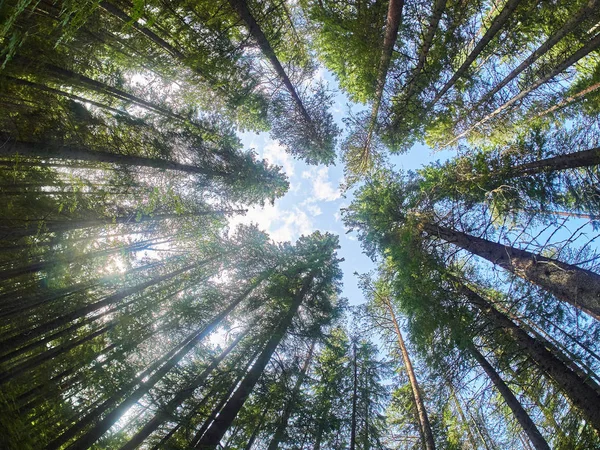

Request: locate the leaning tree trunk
(455, 279), (600, 433)
(468, 345), (550, 450)
(473, 0), (598, 110)
(423, 222), (600, 320)
(194, 274), (313, 449)
(62, 275), (269, 450)
(350, 342), (358, 450)
(226, 0), (312, 125)
(509, 146), (600, 177)
(445, 31), (600, 146)
(361, 0), (404, 169)
(0, 140), (226, 179)
(119, 326), (251, 450)
(429, 0), (522, 107)
(383, 296), (436, 450)
(266, 340), (315, 450)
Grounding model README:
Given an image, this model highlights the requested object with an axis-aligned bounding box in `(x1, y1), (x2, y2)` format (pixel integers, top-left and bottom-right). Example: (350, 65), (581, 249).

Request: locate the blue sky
(231, 70), (454, 306)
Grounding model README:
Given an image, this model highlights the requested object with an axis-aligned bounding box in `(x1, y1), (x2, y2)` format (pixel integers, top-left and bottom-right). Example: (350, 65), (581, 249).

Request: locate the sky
(230, 69), (454, 306)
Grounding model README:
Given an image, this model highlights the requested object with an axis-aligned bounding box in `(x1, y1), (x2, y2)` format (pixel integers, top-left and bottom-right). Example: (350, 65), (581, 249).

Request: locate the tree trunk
(468, 345), (550, 450)
(0, 260), (204, 356)
(0, 140), (226, 179)
(423, 222), (600, 320)
(62, 275), (267, 450)
(456, 280), (600, 432)
(383, 296), (436, 450)
(509, 146), (600, 177)
(194, 274), (313, 449)
(267, 340), (315, 450)
(445, 30), (600, 146)
(226, 0), (312, 125)
(473, 0), (598, 110)
(430, 0), (522, 107)
(534, 81), (600, 119)
(350, 342), (358, 450)
(400, 0), (445, 103)
(361, 0), (405, 170)
(119, 327), (251, 450)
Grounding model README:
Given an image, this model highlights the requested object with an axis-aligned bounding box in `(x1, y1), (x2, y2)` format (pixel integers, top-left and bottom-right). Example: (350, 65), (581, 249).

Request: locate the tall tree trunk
(60, 274), (268, 450)
(468, 345), (550, 450)
(423, 222), (600, 319)
(0, 140), (227, 179)
(350, 342), (358, 450)
(267, 340), (315, 450)
(447, 383), (479, 450)
(455, 279), (600, 432)
(194, 274), (314, 449)
(509, 146), (600, 177)
(399, 0), (445, 103)
(430, 0), (522, 107)
(226, 0), (312, 125)
(445, 31), (600, 146)
(119, 326), (251, 450)
(534, 81), (600, 119)
(382, 296), (436, 450)
(473, 0), (598, 110)
(361, 0), (405, 170)
(0, 260), (205, 356)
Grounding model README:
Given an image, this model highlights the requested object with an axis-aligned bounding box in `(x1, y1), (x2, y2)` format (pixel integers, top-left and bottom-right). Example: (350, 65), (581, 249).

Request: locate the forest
(0, 0), (599, 449)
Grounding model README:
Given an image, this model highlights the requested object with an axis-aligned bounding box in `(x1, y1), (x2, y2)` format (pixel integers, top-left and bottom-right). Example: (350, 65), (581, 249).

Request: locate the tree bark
(468, 346), (550, 450)
(456, 279), (600, 433)
(423, 222), (600, 320)
(194, 274), (313, 449)
(383, 296), (436, 450)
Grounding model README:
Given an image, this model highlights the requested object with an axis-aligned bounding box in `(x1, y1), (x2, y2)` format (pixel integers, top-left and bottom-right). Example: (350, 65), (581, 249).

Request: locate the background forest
(0, 0), (599, 449)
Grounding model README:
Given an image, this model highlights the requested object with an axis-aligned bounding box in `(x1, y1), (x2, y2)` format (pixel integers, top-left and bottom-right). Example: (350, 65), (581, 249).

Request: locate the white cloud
(228, 204), (314, 243)
(262, 140), (295, 177)
(302, 167), (341, 202)
(334, 211), (341, 222)
(305, 203), (322, 217)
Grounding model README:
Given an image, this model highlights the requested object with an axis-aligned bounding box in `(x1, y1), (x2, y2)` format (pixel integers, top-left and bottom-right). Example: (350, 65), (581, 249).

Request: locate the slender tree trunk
(63, 275), (268, 450)
(445, 31), (600, 146)
(430, 0), (522, 107)
(383, 296), (436, 449)
(0, 140), (226, 179)
(0, 239), (152, 282)
(468, 346), (550, 450)
(10, 56), (185, 121)
(534, 81), (600, 119)
(0, 260), (204, 356)
(361, 0), (404, 169)
(400, 0), (445, 103)
(266, 340), (315, 450)
(473, 0), (598, 110)
(423, 222), (600, 319)
(456, 279), (600, 432)
(448, 383), (479, 450)
(350, 341), (358, 450)
(119, 326), (251, 450)
(226, 0), (312, 125)
(194, 274), (313, 449)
